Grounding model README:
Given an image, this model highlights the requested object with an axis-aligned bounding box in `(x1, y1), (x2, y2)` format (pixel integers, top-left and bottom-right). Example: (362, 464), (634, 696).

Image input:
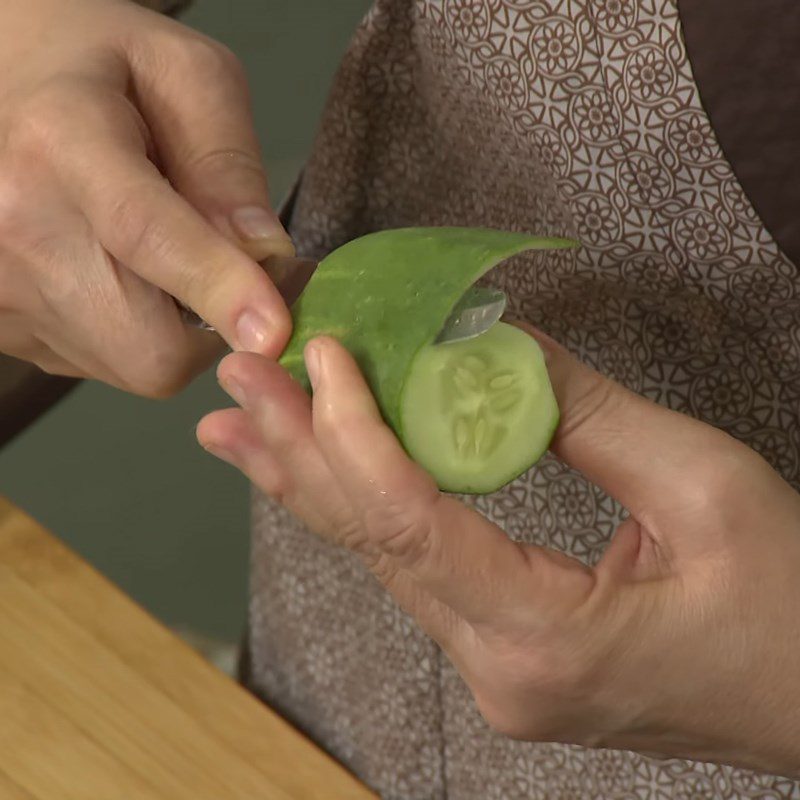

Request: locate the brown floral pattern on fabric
(248, 1), (800, 797)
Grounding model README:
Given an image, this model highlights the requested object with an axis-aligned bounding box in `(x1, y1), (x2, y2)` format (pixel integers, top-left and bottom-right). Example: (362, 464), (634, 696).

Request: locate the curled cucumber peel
(280, 227), (577, 493)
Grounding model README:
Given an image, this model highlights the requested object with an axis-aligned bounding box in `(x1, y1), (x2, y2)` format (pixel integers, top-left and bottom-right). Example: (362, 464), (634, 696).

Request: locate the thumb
(128, 30), (294, 261)
(516, 324), (732, 520)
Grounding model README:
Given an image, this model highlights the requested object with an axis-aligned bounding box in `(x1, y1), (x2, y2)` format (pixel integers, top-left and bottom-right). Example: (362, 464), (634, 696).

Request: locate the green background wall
(0, 0), (371, 642)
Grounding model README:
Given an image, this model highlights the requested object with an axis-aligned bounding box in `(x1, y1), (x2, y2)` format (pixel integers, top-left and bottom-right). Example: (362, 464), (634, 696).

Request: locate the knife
(179, 255), (507, 344)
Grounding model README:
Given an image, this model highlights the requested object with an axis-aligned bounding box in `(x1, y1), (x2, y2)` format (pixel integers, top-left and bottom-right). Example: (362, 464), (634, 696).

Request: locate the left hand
(197, 327), (800, 778)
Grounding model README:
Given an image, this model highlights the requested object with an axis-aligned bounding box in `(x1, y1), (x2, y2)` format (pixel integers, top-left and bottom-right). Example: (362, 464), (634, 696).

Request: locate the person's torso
(247, 2), (800, 797)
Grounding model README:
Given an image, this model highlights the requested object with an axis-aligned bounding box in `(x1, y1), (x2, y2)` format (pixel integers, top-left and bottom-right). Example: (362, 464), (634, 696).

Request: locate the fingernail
(231, 206), (287, 242)
(305, 342), (322, 390)
(202, 441), (237, 465)
(219, 375), (247, 407)
(236, 309), (270, 352)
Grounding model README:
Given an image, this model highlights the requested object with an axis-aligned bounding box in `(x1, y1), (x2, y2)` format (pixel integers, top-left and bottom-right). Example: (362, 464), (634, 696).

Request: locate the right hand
(0, 0), (295, 397)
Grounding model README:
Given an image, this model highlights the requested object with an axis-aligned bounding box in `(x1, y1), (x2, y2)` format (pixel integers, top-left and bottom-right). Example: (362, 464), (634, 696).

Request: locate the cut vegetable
(280, 227), (576, 494)
(400, 322), (558, 494)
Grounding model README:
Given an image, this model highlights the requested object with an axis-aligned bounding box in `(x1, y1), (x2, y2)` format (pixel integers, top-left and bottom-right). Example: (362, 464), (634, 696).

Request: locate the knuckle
(262, 474), (292, 509)
(338, 517), (369, 554)
(105, 188), (157, 261)
(127, 344), (197, 399)
(8, 85), (59, 141)
(361, 548), (400, 585)
(213, 42), (246, 82)
(315, 405), (359, 448)
(682, 431), (755, 514)
(135, 376), (188, 400)
(8, 96), (59, 156)
(106, 188), (209, 296)
(486, 634), (550, 688)
(33, 358), (79, 379)
(174, 34), (243, 80)
(263, 424), (308, 465)
(363, 500), (435, 565)
(8, 80), (90, 154)
(181, 146), (264, 182)
(173, 264), (216, 311)
(32, 360), (58, 376)
(6, 340), (42, 365)
(0, 168), (24, 241)
(105, 188), (160, 254)
(133, 375), (183, 400)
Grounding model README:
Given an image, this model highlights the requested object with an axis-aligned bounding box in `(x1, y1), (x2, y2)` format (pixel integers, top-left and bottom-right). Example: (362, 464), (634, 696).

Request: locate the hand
(198, 326), (800, 778)
(0, 0), (294, 396)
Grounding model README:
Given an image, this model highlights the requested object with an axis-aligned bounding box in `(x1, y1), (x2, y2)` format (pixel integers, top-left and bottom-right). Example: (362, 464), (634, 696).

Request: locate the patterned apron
(246, 1), (800, 797)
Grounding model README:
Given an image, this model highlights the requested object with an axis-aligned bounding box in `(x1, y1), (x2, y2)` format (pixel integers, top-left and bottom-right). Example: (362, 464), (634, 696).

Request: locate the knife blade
(434, 286), (507, 344)
(179, 255), (507, 344)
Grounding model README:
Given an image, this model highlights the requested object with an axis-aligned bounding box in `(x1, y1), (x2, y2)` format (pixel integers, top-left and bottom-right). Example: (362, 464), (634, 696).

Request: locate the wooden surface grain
(0, 497), (376, 799)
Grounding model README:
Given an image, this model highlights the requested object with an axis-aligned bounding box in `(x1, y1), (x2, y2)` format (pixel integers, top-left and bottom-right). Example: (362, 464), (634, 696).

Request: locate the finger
(0, 321), (87, 379)
(32, 239), (224, 397)
(48, 86), (291, 357)
(215, 351), (366, 542)
(116, 324), (224, 398)
(29, 352), (86, 380)
(198, 401), (466, 650)
(216, 351), (314, 457)
(306, 336), (593, 628)
(212, 352), (474, 651)
(45, 319), (222, 397)
(126, 30), (293, 261)
(0, 306), (85, 379)
(0, 157), (225, 396)
(516, 324), (737, 518)
(197, 407), (287, 493)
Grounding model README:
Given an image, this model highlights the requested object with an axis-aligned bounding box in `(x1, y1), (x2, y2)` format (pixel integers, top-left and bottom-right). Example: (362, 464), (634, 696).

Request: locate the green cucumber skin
(280, 227), (577, 430)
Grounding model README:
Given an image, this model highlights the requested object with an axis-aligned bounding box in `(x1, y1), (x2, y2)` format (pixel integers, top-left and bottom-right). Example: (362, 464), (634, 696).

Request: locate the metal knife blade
(181, 258), (507, 344)
(434, 286), (508, 344)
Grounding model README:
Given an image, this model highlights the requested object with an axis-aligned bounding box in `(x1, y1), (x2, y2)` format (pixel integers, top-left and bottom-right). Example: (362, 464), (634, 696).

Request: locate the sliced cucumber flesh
(279, 227), (575, 493)
(400, 322), (558, 494)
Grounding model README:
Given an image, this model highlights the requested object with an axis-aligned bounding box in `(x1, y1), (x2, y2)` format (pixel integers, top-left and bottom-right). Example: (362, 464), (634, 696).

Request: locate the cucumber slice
(400, 322), (558, 494)
(280, 227), (576, 494)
